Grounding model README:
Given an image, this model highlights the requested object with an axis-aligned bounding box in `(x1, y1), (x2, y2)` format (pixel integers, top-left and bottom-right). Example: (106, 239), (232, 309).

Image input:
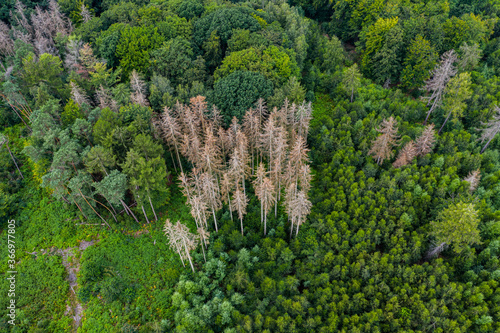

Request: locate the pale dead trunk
(5, 143), (23, 179)
(148, 196), (158, 221)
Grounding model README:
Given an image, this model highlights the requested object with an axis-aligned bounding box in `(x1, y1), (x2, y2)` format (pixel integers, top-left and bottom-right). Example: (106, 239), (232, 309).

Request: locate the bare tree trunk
(78, 189), (110, 228)
(103, 196), (117, 215)
(228, 193), (233, 221)
(264, 207), (267, 236)
(424, 98), (439, 125)
(211, 206), (218, 232)
(201, 242), (206, 262)
(351, 86), (354, 103)
(67, 188), (88, 220)
(120, 199), (140, 224)
(183, 238), (195, 272)
(84, 195), (117, 223)
(481, 129), (500, 153)
(141, 204), (150, 224)
(148, 196), (158, 221)
(438, 110), (453, 134)
(5, 143), (23, 179)
(240, 216), (244, 236)
(173, 141), (183, 173)
(169, 150), (178, 173)
(176, 247), (185, 267)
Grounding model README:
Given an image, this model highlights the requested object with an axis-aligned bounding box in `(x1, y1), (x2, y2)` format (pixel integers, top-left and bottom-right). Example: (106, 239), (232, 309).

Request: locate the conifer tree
(164, 219), (199, 272)
(415, 124), (436, 156)
(478, 105), (500, 153)
(220, 171), (234, 221)
(200, 172), (222, 232)
(197, 227), (210, 262)
(342, 64), (362, 103)
(423, 50), (458, 124)
(368, 117), (399, 165)
(464, 169), (481, 192)
(130, 70), (149, 107)
(256, 177), (276, 235)
(158, 107), (183, 172)
(231, 188), (249, 235)
(393, 140), (416, 168)
(70, 81), (90, 108)
(438, 72), (472, 134)
(428, 201), (481, 257)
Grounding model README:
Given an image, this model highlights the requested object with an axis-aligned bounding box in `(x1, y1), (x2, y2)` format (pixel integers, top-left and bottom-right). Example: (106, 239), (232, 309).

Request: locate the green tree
(150, 37), (194, 85)
(400, 36), (438, 90)
(210, 70), (273, 125)
(429, 201), (481, 255)
(438, 72), (473, 134)
(214, 46), (300, 86)
(342, 64), (362, 103)
(115, 25), (164, 76)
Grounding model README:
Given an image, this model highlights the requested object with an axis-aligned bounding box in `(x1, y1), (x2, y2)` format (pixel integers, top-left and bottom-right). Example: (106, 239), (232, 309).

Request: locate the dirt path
(58, 240), (96, 332)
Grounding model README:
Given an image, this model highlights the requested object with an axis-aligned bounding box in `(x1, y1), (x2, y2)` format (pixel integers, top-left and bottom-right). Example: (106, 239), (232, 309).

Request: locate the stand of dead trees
(155, 97), (313, 252)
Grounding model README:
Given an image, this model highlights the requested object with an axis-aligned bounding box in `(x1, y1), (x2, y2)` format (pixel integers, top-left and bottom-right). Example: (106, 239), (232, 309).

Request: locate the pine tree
(199, 126), (223, 176)
(197, 227), (210, 262)
(231, 188), (249, 235)
(342, 64), (362, 103)
(189, 194), (209, 230)
(422, 50), (458, 124)
(393, 140), (416, 168)
(70, 81), (90, 107)
(438, 72), (472, 134)
(200, 172), (222, 232)
(220, 171), (234, 221)
(464, 169), (481, 192)
(257, 177), (276, 235)
(157, 107), (183, 172)
(477, 105), (500, 153)
(458, 42), (482, 72)
(164, 219), (199, 272)
(243, 109), (260, 173)
(429, 201), (481, 256)
(368, 117), (399, 165)
(415, 124), (436, 156)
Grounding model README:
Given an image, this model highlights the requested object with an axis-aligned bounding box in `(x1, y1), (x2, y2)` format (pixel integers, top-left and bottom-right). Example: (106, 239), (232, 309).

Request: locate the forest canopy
(1, 0), (500, 332)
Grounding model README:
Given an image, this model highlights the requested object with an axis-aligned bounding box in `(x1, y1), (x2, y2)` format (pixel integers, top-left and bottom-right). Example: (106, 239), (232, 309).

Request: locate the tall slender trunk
(141, 204), (150, 224)
(200, 241), (206, 262)
(240, 216), (244, 236)
(260, 202), (263, 225)
(182, 238), (195, 272)
(173, 140), (183, 173)
(228, 193), (233, 221)
(78, 189), (110, 228)
(438, 110), (453, 134)
(264, 204), (267, 236)
(5, 143), (23, 179)
(104, 196), (117, 215)
(120, 199), (140, 224)
(351, 86), (354, 103)
(66, 187), (88, 220)
(85, 195), (117, 223)
(481, 131), (499, 153)
(148, 196), (158, 221)
(211, 206), (218, 232)
(169, 150), (178, 173)
(176, 246), (185, 267)
(296, 220), (300, 236)
(424, 98), (439, 125)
